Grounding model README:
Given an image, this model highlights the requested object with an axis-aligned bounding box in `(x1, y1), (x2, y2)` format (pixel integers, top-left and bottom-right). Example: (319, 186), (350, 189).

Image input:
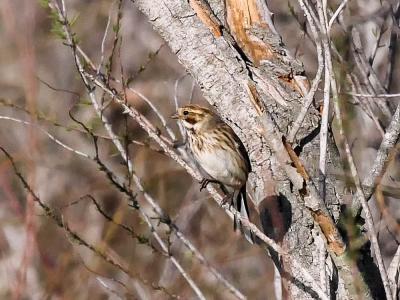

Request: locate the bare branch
(327, 0), (349, 32)
(0, 146), (177, 298)
(127, 86), (177, 140)
(97, 0), (114, 74)
(347, 92), (400, 98)
(288, 0), (324, 143)
(0, 115), (90, 158)
(355, 102), (400, 206)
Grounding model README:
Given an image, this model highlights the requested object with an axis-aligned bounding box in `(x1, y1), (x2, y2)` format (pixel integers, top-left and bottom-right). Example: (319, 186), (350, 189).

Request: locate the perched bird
(171, 104), (253, 243)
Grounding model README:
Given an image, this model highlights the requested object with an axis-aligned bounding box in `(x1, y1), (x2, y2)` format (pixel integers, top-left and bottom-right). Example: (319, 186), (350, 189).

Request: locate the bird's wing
(221, 122), (252, 173)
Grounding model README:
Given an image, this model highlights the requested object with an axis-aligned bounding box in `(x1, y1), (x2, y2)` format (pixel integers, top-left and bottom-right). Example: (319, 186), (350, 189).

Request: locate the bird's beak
(170, 112), (180, 119)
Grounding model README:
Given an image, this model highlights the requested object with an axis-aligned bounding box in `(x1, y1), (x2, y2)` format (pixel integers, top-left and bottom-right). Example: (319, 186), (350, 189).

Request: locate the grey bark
(130, 0), (368, 299)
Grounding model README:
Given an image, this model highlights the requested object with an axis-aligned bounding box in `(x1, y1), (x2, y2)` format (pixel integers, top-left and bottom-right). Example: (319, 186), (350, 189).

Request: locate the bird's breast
(188, 133), (247, 187)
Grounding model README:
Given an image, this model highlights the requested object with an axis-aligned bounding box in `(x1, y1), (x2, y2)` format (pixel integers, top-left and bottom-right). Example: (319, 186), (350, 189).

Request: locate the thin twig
(97, 1), (114, 74)
(318, 68), (330, 203)
(314, 0), (331, 206)
(0, 97), (167, 154)
(79, 249), (138, 299)
(127, 86), (177, 140)
(0, 146), (177, 298)
(347, 92), (400, 98)
(288, 0), (324, 143)
(0, 115), (90, 158)
(354, 101), (400, 207)
(96, 277), (125, 300)
(369, 21), (384, 67)
(327, 0), (348, 32)
(87, 195), (164, 255)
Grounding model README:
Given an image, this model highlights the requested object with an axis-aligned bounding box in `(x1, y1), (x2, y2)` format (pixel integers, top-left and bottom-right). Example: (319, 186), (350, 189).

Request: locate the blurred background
(0, 0), (399, 299)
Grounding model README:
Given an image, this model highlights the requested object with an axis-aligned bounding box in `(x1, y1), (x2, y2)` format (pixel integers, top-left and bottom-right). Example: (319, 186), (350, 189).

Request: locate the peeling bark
(132, 0), (378, 298)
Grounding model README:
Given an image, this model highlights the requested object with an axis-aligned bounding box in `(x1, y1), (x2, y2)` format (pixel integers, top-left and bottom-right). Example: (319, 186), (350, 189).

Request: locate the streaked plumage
(171, 105), (253, 242)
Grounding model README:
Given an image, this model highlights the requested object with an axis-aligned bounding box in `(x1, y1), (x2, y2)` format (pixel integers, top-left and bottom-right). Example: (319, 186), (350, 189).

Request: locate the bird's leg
(220, 186), (234, 207)
(199, 180), (234, 208)
(199, 178), (220, 191)
(221, 189), (241, 210)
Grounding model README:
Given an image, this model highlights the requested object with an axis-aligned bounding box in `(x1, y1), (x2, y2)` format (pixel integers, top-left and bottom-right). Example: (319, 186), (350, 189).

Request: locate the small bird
(171, 104), (253, 243)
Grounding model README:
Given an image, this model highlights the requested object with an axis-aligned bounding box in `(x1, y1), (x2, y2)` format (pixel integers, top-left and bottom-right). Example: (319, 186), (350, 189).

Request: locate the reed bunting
(171, 105), (253, 243)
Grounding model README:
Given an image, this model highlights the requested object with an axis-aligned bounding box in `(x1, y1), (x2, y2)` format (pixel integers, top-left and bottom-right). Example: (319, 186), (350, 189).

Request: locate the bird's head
(171, 105), (215, 131)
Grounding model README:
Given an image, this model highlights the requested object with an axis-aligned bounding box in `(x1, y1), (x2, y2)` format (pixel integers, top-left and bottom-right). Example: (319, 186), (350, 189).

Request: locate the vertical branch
(294, 1), (332, 296)
(288, 0), (324, 143)
(318, 70), (330, 203)
(97, 1), (113, 74)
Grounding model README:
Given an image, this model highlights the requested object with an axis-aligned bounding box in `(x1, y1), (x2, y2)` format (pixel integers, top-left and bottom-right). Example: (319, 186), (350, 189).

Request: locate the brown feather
(174, 104), (253, 242)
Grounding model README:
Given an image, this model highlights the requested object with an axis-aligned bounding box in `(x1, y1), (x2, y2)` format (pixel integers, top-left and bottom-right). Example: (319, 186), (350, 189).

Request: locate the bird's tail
(233, 186), (254, 244)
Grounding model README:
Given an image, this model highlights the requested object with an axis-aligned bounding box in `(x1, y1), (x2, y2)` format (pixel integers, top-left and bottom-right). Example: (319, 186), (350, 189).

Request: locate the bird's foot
(200, 178), (213, 191)
(199, 178), (224, 191)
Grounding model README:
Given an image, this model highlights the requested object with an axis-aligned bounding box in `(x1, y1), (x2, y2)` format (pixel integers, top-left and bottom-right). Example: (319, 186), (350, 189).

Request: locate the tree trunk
(132, 0), (377, 298)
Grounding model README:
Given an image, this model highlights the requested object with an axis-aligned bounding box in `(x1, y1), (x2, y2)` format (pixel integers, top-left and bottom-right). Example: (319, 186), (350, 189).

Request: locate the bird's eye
(183, 110), (189, 116)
